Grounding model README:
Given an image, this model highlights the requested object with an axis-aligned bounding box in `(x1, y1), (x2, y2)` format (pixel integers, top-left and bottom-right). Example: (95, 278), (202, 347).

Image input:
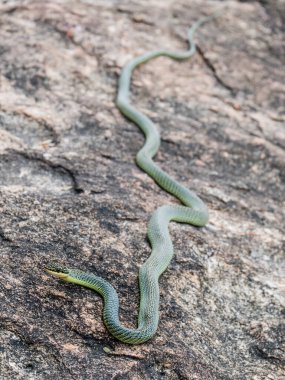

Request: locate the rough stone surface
(0, 1), (284, 379)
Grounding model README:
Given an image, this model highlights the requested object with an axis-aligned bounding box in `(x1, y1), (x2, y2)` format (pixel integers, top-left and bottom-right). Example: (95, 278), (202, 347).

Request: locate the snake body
(46, 13), (221, 344)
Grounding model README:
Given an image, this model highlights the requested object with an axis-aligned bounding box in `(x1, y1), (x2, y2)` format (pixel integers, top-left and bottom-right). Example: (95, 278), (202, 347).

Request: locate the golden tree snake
(46, 11), (222, 344)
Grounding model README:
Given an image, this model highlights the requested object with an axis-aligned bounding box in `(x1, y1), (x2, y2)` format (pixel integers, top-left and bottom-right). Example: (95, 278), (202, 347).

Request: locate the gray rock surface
(0, 0), (284, 379)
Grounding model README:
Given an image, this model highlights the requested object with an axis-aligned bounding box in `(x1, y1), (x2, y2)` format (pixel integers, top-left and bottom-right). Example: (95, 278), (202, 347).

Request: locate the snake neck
(64, 269), (159, 344)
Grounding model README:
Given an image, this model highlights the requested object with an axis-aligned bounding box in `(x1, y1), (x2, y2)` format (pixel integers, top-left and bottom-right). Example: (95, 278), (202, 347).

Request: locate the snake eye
(45, 262), (69, 274)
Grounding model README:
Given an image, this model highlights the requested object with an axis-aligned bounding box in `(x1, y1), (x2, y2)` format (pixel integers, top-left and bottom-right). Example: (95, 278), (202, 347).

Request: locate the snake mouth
(46, 269), (69, 279)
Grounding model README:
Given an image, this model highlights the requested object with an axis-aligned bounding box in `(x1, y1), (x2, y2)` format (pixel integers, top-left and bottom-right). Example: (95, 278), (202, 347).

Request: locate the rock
(0, 1), (284, 379)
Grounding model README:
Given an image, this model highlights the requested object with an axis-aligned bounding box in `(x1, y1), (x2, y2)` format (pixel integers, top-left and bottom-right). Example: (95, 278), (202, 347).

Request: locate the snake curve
(46, 12), (222, 344)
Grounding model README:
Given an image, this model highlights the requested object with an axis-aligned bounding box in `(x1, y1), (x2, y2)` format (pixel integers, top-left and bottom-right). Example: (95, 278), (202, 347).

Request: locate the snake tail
(46, 11), (222, 344)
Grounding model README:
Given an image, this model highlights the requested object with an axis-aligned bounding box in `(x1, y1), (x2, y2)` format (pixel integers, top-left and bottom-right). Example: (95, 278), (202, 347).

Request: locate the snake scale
(46, 12), (222, 344)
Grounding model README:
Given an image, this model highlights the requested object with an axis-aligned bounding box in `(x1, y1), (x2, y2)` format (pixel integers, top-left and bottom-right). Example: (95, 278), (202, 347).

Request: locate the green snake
(46, 12), (222, 344)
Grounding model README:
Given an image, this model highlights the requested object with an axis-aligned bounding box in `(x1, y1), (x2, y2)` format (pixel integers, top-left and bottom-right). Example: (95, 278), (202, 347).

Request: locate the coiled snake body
(46, 13), (221, 344)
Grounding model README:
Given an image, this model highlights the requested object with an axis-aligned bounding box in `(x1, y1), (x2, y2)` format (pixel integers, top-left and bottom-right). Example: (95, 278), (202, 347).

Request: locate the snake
(45, 11), (222, 344)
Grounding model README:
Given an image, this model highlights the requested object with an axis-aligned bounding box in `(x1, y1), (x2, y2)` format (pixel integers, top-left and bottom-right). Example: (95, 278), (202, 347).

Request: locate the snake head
(45, 262), (69, 279)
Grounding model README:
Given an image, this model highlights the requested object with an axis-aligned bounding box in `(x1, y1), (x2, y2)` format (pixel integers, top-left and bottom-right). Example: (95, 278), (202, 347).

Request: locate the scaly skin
(46, 11), (222, 344)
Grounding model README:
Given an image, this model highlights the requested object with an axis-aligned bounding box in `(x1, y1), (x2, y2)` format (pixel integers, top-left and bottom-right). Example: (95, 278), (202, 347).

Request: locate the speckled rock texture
(0, 0), (284, 379)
